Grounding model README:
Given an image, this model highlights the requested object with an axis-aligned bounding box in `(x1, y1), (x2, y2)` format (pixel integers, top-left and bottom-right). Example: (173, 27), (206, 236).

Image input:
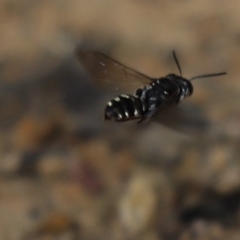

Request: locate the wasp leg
(137, 117), (146, 124)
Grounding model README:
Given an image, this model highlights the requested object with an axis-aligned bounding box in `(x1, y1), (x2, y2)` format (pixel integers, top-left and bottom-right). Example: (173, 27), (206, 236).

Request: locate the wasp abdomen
(105, 94), (146, 121)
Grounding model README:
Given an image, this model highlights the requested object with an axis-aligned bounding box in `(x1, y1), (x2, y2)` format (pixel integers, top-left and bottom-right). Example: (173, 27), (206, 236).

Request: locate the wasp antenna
(190, 72), (227, 81)
(173, 51), (182, 76)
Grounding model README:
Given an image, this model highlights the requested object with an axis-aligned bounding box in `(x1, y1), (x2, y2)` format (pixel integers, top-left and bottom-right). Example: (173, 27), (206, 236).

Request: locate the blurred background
(0, 0), (240, 239)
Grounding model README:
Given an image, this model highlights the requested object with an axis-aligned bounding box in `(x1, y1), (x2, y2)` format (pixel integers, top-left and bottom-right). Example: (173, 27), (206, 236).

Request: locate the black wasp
(78, 50), (226, 123)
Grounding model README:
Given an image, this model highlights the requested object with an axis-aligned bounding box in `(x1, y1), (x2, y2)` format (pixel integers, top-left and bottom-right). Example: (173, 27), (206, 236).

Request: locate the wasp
(77, 50), (226, 124)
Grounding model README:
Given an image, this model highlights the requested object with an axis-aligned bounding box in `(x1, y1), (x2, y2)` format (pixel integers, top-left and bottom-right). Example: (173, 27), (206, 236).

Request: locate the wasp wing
(151, 104), (210, 136)
(77, 51), (154, 92)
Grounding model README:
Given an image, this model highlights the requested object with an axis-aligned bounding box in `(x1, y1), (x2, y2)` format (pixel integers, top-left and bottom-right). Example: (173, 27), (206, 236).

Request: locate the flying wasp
(77, 50), (226, 124)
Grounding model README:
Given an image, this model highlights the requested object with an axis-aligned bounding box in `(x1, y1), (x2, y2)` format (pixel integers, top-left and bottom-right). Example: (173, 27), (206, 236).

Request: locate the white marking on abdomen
(121, 94), (130, 98)
(134, 109), (139, 116)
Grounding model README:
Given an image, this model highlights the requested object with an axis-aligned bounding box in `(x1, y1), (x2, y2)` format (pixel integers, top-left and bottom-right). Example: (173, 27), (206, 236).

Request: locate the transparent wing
(77, 51), (154, 92)
(151, 104), (210, 136)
